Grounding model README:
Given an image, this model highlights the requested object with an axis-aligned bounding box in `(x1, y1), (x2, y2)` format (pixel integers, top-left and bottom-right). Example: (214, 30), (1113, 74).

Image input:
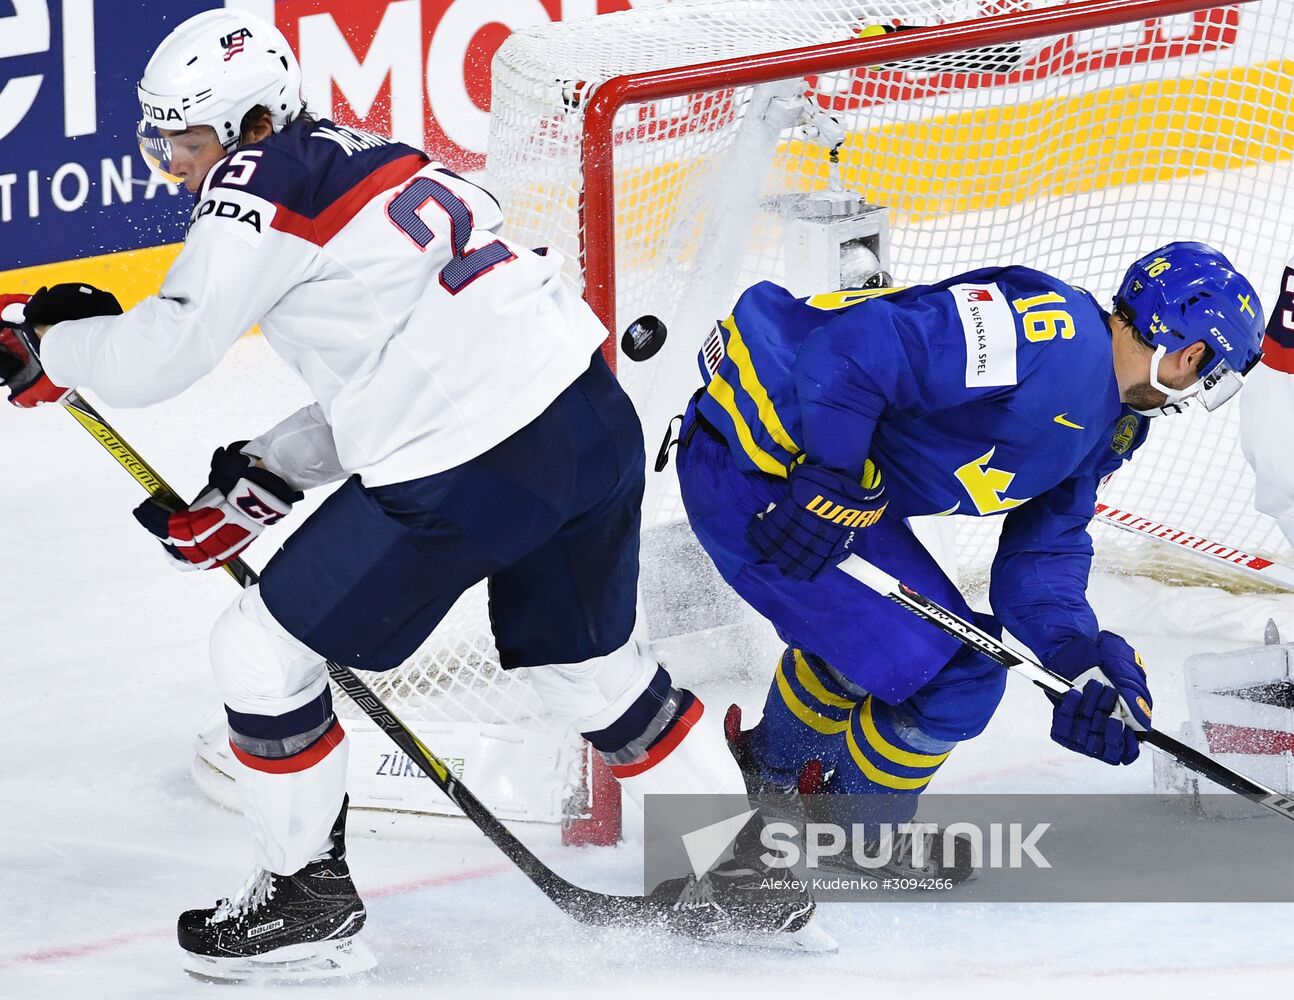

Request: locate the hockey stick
(1091, 502), (1294, 592)
(838, 553), (1294, 824)
(58, 391), (666, 928)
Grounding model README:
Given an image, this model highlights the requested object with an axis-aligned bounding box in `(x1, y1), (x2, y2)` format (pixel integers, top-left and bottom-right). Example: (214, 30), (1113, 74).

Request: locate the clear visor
(1141, 345), (1246, 416)
(1195, 357), (1246, 411)
(136, 120), (183, 185)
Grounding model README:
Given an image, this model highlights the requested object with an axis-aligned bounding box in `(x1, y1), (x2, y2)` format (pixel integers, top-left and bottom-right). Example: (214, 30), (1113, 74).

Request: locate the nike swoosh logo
(1053, 413), (1085, 430)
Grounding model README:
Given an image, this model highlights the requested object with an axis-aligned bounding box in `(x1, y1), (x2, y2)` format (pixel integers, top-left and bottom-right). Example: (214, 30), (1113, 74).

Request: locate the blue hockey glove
(1047, 631), (1152, 765)
(748, 458), (887, 581)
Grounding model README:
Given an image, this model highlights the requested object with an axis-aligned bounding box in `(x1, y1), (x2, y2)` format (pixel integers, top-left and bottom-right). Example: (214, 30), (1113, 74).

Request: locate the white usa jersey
(1240, 257), (1294, 548)
(40, 119), (608, 486)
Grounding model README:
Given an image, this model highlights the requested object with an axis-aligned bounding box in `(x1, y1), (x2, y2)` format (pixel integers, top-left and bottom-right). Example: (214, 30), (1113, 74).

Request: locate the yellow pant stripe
(792, 650), (856, 710)
(845, 723), (937, 791)
(775, 658), (848, 736)
(720, 315), (801, 456)
(859, 697), (952, 770)
(705, 373), (789, 477)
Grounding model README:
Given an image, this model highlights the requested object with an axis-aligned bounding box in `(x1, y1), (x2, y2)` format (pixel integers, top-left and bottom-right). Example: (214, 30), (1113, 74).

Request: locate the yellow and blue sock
(749, 647), (857, 785)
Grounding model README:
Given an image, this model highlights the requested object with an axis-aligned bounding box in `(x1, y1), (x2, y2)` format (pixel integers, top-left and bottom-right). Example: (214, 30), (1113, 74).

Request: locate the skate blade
(181, 935), (376, 984)
(704, 911), (838, 955)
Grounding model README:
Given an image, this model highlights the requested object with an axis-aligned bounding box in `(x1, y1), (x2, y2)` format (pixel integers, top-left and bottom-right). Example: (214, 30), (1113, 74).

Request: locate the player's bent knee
(525, 639), (659, 730)
(211, 587), (345, 792)
(840, 695), (957, 795)
(906, 646), (1008, 743)
(210, 585), (330, 715)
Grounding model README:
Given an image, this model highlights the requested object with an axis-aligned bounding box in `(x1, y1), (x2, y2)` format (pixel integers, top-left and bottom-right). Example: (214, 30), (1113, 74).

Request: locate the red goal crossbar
(577, 0), (1261, 354)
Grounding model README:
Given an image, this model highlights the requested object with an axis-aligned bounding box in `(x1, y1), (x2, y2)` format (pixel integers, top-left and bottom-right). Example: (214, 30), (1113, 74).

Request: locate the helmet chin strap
(1133, 345), (1201, 417)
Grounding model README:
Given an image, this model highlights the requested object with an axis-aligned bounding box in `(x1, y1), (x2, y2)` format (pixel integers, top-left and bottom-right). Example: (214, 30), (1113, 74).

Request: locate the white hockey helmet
(136, 9), (302, 179)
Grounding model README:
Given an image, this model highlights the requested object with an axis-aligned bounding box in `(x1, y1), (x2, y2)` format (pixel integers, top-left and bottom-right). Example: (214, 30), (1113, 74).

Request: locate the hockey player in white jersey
(0, 10), (820, 979)
(1241, 257), (1294, 546)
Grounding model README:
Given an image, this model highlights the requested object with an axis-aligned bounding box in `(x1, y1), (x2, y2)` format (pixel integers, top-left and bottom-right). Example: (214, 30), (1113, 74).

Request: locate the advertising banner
(0, 1), (214, 273)
(0, 0), (643, 289)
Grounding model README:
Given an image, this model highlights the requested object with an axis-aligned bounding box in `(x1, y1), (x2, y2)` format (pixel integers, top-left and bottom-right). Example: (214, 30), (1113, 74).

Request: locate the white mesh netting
(487, 0), (1294, 594)
(336, 1), (1294, 761)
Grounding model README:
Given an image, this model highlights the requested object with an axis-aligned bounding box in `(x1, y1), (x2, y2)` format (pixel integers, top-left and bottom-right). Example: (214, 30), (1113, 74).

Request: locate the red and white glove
(133, 441), (304, 571)
(0, 293), (73, 407)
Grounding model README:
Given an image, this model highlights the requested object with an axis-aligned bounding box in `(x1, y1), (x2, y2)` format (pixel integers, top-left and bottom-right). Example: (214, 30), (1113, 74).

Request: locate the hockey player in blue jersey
(676, 246), (1264, 871)
(0, 9), (825, 979)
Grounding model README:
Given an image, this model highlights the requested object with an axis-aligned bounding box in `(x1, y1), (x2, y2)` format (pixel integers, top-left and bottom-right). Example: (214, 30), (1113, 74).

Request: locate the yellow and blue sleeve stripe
(772, 648), (855, 735)
(844, 696), (953, 791)
(700, 314), (801, 477)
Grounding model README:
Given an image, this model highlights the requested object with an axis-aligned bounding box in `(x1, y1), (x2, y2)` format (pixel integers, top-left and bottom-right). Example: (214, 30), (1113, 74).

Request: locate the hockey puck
(621, 315), (667, 362)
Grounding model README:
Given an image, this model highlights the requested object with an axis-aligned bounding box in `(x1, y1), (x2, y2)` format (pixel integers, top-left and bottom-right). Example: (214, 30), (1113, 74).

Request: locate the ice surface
(3, 336), (1293, 999)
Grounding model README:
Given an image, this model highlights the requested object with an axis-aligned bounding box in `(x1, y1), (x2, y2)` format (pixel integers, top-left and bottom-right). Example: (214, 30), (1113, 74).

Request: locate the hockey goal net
(488, 0), (1294, 589)
(198, 0), (1294, 842)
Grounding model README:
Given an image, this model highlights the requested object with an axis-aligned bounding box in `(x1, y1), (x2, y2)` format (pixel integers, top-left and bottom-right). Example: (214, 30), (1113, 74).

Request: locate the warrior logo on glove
(803, 460), (887, 528)
(749, 456), (888, 581)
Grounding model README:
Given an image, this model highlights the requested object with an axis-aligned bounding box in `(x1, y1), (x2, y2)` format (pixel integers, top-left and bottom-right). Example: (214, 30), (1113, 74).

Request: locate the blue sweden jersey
(696, 268), (1144, 518)
(691, 268), (1152, 665)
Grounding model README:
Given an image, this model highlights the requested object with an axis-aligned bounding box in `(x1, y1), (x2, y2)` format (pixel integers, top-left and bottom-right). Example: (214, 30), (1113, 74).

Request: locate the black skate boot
(844, 824), (978, 886)
(724, 704), (825, 823)
(801, 785), (977, 886)
(647, 800), (835, 953)
(179, 796), (374, 982)
(729, 711), (975, 888)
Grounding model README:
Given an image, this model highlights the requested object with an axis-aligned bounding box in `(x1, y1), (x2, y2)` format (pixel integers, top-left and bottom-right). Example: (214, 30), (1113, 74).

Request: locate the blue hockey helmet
(1114, 242), (1264, 414)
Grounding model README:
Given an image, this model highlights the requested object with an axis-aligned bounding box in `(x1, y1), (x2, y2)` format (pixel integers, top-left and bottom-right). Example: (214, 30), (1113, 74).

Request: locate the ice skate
(178, 797), (373, 982)
(836, 823), (978, 886)
(727, 705), (973, 886)
(724, 704), (825, 821)
(648, 811), (836, 953)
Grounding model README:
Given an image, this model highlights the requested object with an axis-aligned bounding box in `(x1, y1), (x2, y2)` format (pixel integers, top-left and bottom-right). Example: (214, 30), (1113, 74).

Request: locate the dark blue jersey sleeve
(793, 299), (918, 474)
(988, 472), (1102, 662)
(989, 414), (1150, 663)
(792, 283), (978, 475)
